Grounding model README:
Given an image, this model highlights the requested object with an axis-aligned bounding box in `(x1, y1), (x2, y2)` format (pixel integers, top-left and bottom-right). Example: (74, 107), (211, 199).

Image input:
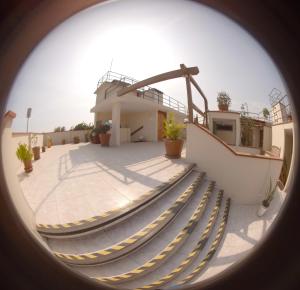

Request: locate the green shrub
(163, 112), (185, 140)
(16, 143), (33, 161)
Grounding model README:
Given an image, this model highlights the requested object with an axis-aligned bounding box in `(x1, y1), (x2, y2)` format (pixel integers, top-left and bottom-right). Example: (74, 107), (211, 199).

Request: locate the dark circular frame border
(0, 1), (299, 290)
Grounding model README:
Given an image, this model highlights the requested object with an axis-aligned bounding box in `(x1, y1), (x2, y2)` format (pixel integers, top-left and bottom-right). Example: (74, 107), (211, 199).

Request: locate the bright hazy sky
(7, 0), (287, 132)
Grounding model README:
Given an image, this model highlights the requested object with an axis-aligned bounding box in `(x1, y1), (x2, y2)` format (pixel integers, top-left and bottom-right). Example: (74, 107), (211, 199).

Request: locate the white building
(90, 71), (187, 146)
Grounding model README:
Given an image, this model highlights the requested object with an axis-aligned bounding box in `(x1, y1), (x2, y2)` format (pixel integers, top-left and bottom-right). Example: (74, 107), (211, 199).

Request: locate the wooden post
(180, 64), (193, 123)
(189, 75), (209, 127)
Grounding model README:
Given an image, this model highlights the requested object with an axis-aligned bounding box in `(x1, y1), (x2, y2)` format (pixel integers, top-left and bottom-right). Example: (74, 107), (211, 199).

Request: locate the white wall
(95, 82), (113, 104)
(252, 127), (261, 148)
(95, 112), (112, 124)
(207, 111), (241, 146)
(123, 111), (157, 142)
(45, 130), (90, 145)
(272, 122), (294, 158)
(263, 126), (272, 151)
(271, 121), (296, 192)
(186, 124), (283, 204)
(230, 145), (261, 155)
(1, 113), (49, 249)
(12, 132), (44, 156)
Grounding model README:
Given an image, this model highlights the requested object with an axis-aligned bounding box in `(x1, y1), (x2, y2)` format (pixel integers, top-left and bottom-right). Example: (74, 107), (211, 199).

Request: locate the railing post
(180, 64), (193, 123)
(181, 64), (193, 122)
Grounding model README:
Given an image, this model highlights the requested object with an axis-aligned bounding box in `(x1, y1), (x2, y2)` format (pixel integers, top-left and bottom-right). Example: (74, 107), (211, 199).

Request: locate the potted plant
(85, 132), (90, 142)
(73, 136), (80, 144)
(90, 127), (101, 144)
(262, 107), (270, 120)
(163, 112), (185, 159)
(47, 137), (52, 148)
(217, 91), (231, 111)
(99, 123), (111, 147)
(42, 146), (46, 152)
(31, 134), (40, 160)
(257, 178), (277, 217)
(16, 143), (33, 173)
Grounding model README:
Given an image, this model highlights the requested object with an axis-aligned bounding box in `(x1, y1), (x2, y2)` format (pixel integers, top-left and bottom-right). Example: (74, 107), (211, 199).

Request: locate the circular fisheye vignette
(0, 0), (298, 290)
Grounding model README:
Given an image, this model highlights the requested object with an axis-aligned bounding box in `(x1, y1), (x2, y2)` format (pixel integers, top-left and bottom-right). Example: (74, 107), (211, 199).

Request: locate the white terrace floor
(18, 142), (286, 282)
(18, 142), (190, 225)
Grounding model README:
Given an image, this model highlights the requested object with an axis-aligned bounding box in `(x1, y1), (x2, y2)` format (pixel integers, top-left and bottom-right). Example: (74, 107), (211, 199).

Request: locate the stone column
(111, 102), (121, 146)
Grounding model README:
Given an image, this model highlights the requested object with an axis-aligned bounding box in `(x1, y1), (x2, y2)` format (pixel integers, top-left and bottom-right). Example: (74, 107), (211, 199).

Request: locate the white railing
(97, 71), (187, 115)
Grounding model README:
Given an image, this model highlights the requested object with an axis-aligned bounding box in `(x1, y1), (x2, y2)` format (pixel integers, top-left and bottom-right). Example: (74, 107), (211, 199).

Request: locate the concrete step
(48, 171), (206, 264)
(37, 163), (195, 238)
(173, 198), (231, 287)
(64, 180), (222, 285)
(116, 196), (230, 290)
(93, 182), (217, 284)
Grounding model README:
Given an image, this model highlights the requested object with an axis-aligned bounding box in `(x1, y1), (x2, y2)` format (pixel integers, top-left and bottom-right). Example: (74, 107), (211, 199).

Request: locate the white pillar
(112, 102), (121, 146)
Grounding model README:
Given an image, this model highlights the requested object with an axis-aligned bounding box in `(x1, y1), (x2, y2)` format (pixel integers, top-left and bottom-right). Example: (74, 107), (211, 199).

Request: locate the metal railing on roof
(97, 71), (187, 115)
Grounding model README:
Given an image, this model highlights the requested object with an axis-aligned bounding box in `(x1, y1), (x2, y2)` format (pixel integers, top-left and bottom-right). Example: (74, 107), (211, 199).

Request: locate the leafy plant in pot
(163, 112), (185, 159)
(73, 136), (80, 144)
(257, 178), (277, 217)
(47, 137), (52, 148)
(217, 91), (231, 111)
(31, 134), (40, 160)
(16, 143), (33, 173)
(99, 123), (111, 147)
(90, 127), (101, 144)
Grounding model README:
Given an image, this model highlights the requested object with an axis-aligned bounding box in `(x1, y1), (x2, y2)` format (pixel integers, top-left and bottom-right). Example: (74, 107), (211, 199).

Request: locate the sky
(6, 0), (287, 132)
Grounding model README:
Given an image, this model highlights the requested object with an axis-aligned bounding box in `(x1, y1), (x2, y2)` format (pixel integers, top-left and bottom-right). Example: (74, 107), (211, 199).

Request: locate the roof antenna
(109, 58), (113, 72)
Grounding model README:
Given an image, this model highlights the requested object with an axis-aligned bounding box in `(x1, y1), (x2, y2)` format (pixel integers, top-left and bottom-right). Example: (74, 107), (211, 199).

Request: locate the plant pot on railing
(218, 103), (229, 111)
(217, 92), (231, 112)
(32, 146), (40, 160)
(163, 112), (185, 159)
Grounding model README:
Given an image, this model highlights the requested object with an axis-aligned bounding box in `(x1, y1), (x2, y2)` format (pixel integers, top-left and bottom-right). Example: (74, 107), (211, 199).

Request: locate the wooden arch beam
(117, 66), (199, 96)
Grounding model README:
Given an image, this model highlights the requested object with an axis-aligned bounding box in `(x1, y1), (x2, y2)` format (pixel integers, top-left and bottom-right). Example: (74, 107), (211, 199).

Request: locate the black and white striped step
(50, 172), (205, 265)
(37, 163), (195, 238)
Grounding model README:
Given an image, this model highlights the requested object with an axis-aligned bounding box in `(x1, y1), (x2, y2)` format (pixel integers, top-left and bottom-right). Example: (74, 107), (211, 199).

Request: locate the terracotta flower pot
(23, 159), (33, 173)
(73, 137), (80, 144)
(99, 133), (111, 147)
(32, 146), (40, 160)
(164, 139), (183, 159)
(91, 135), (100, 144)
(218, 103), (229, 111)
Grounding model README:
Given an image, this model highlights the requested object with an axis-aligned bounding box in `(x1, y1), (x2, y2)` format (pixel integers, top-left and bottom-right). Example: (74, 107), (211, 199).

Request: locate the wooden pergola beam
(192, 103), (205, 117)
(117, 66), (199, 96)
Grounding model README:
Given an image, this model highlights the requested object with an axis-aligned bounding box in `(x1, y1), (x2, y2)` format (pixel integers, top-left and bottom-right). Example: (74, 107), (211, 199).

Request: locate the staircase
(43, 166), (231, 289)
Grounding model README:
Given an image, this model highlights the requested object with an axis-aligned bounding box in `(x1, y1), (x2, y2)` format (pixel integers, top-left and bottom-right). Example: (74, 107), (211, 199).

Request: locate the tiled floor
(17, 141), (287, 287)
(18, 142), (190, 225)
